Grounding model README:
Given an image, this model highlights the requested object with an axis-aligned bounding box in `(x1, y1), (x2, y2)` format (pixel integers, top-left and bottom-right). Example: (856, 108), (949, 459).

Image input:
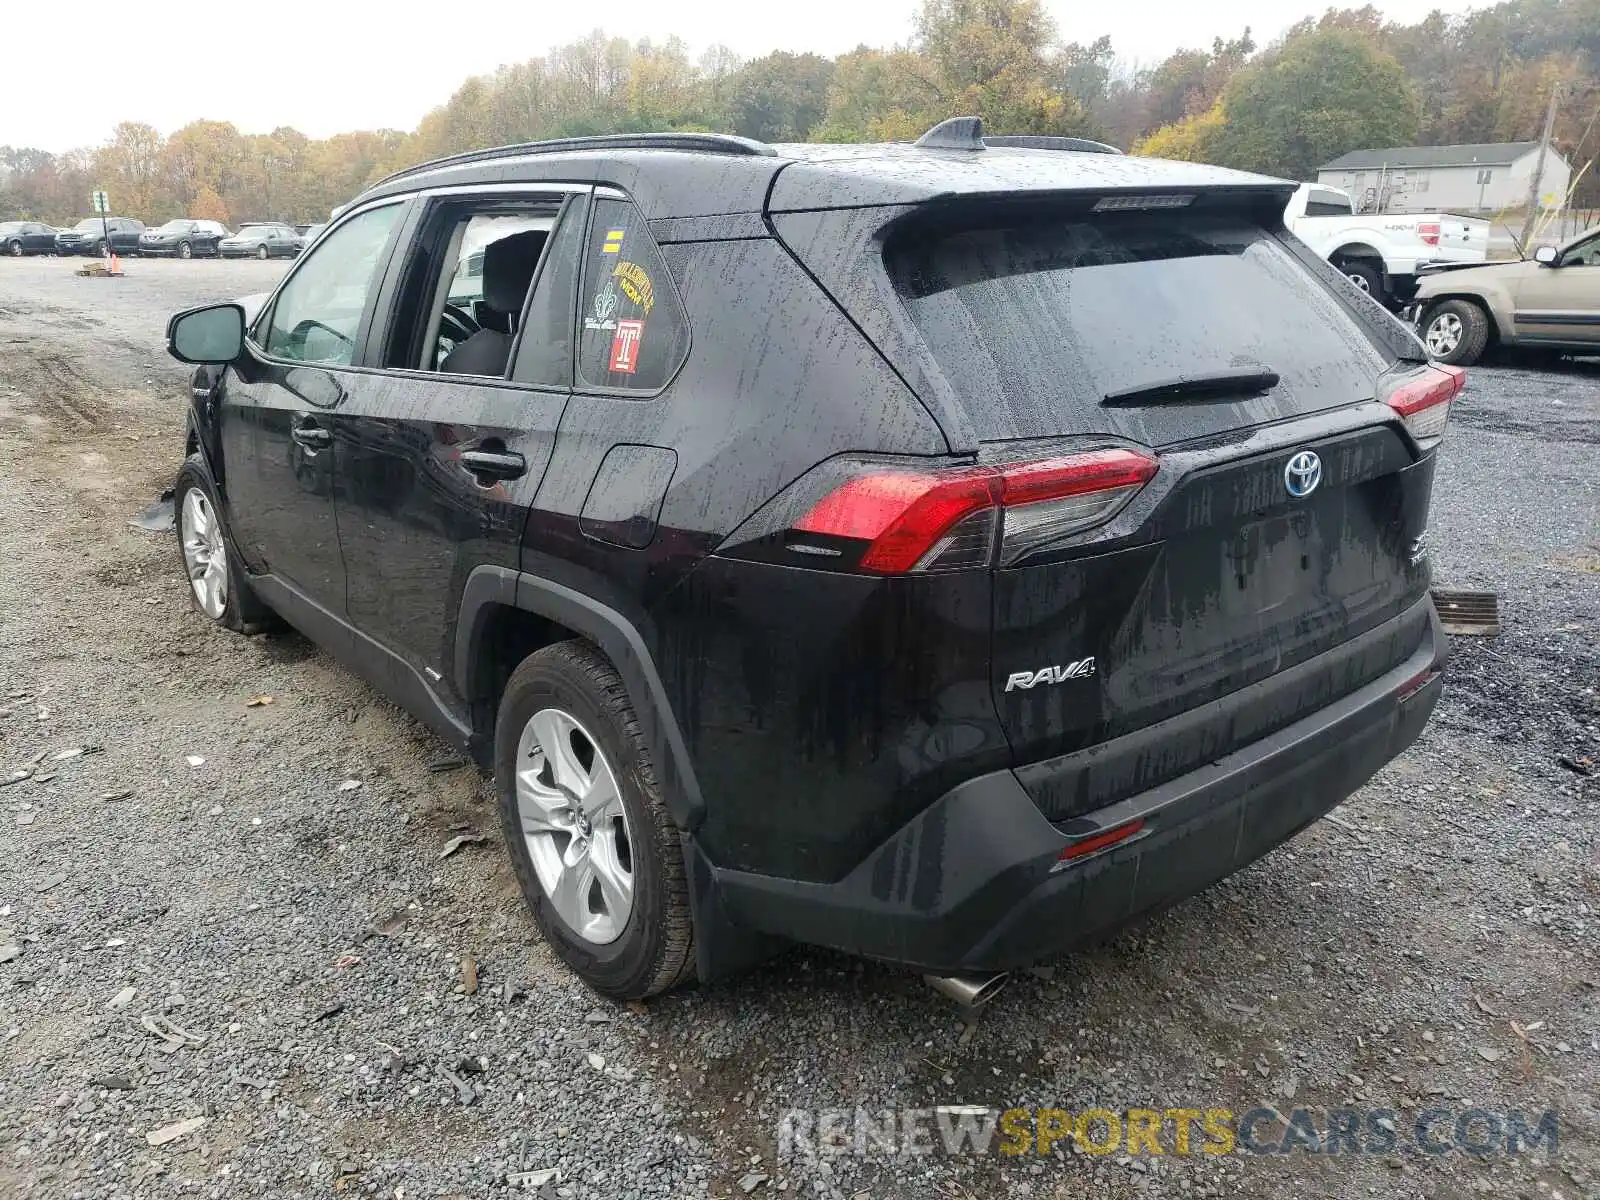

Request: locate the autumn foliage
(2, 0), (1597, 224)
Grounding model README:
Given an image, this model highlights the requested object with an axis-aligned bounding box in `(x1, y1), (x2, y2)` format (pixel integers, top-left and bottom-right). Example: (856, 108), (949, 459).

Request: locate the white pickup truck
(1284, 183), (1490, 307)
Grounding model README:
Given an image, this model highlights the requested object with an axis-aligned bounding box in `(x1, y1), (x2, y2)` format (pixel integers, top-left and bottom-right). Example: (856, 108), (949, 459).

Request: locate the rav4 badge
(1004, 658), (1097, 692)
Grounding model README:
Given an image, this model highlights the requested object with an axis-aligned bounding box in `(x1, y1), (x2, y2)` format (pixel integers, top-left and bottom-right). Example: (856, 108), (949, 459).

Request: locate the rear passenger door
(330, 185), (585, 716)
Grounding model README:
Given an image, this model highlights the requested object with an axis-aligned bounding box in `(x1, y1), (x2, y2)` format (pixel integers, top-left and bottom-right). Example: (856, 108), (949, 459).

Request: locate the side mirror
(1534, 245), (1559, 266)
(168, 302), (245, 365)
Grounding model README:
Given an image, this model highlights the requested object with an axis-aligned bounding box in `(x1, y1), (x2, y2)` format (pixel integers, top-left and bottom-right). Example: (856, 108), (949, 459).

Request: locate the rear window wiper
(1102, 368), (1280, 407)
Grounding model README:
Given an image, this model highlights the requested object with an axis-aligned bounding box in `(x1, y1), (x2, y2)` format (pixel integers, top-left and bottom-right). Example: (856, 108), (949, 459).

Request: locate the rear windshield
(887, 212), (1391, 446)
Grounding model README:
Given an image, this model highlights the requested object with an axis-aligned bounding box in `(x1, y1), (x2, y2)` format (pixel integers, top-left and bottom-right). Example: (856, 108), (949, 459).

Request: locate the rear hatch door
(775, 190), (1435, 813)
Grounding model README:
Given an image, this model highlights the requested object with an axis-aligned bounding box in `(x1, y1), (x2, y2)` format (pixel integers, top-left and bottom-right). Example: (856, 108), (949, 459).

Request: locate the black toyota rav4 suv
(165, 121), (1454, 1000)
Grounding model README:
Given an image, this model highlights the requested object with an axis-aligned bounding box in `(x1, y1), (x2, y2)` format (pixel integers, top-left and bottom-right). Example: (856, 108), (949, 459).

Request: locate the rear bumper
(703, 600), (1446, 973)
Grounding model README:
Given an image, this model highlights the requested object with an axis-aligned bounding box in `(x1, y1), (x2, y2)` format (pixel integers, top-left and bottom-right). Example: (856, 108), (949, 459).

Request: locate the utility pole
(1519, 82), (1563, 253)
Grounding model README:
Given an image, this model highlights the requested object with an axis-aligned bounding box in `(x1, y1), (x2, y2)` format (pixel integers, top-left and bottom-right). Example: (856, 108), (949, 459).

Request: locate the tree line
(2, 0), (1597, 227)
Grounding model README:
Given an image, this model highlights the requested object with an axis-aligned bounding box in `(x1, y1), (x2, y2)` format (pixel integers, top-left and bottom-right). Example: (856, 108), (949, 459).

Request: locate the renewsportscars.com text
(777, 1106), (1560, 1160)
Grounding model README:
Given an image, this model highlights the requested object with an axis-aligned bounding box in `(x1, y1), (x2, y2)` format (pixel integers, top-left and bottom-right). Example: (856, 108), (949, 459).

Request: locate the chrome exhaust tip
(923, 971), (1009, 1009)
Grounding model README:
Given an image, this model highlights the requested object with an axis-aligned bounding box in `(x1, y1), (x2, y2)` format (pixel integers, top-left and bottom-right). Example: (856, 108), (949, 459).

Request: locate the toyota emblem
(1284, 450), (1322, 498)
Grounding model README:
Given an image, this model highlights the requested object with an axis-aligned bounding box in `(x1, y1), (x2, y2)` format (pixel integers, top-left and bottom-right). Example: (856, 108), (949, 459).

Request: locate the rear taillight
(1418, 221), (1441, 246)
(792, 448), (1158, 573)
(1381, 364), (1465, 450)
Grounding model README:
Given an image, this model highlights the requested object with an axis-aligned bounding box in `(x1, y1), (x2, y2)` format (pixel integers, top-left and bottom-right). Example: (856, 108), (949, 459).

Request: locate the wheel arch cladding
(455, 565), (704, 829)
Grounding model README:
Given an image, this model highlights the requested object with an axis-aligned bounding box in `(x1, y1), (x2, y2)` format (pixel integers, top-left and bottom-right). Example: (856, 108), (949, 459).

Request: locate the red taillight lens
(1381, 364), (1465, 449)
(1418, 221), (1441, 247)
(1059, 818), (1145, 862)
(793, 448), (1158, 574)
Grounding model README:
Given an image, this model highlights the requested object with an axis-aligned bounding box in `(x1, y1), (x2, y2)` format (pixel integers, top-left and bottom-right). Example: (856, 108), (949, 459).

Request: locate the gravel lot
(0, 257), (1596, 1200)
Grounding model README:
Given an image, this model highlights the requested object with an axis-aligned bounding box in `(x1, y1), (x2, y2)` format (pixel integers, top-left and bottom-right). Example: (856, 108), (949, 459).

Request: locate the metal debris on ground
(128, 490), (175, 532)
(245, 696), (274, 707)
(1432, 588), (1500, 636)
(439, 832), (486, 860)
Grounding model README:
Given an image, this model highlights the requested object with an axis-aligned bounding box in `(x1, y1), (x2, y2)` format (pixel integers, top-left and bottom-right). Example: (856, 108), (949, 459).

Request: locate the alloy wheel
(6, 241), (20, 257)
(1425, 312), (1463, 357)
(1346, 270), (1372, 293)
(179, 488), (228, 619)
(515, 707), (634, 946)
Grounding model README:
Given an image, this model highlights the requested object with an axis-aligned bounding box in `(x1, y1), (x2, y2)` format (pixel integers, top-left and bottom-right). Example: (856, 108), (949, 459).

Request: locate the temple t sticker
(609, 319), (644, 374)
(611, 261), (655, 315)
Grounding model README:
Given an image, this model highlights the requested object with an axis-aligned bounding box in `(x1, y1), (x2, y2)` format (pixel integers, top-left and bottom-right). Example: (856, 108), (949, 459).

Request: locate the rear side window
(888, 211), (1390, 445)
(575, 197), (689, 393)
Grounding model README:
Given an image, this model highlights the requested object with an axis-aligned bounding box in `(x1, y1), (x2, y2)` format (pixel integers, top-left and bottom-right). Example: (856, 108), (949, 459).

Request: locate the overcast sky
(4, 0), (1475, 152)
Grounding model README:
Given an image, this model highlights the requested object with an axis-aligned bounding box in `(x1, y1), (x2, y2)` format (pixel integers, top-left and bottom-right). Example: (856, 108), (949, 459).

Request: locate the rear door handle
(460, 449), (526, 481)
(291, 419), (331, 449)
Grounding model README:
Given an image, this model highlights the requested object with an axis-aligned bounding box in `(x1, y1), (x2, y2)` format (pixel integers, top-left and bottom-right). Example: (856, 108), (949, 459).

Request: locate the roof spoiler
(914, 116), (1123, 155)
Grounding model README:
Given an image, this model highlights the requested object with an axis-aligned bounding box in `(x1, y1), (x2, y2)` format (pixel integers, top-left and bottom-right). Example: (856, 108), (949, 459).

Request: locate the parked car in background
(162, 122), (1452, 1000)
(139, 219), (231, 259)
(55, 217), (145, 257)
(1409, 226), (1600, 365)
(294, 223), (326, 253)
(218, 224), (299, 259)
(1284, 183), (1489, 307)
(0, 221), (58, 256)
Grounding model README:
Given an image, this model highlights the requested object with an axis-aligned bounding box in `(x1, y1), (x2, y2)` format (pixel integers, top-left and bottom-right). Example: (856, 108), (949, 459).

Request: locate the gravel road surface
(0, 258), (1596, 1199)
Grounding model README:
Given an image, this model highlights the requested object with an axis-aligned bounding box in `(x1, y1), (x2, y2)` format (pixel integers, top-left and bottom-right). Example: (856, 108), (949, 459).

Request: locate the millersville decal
(1004, 658), (1097, 692)
(608, 319), (644, 374)
(611, 261), (655, 315)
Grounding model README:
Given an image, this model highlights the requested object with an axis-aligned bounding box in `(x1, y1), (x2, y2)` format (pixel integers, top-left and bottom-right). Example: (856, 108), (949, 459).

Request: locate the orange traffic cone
(108, 252), (122, 275)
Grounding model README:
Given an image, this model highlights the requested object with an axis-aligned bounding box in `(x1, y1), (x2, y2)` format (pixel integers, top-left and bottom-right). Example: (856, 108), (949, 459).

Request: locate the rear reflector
(793, 448), (1158, 573)
(1393, 667), (1441, 702)
(1381, 364), (1465, 449)
(1418, 221), (1441, 247)
(1059, 818), (1145, 862)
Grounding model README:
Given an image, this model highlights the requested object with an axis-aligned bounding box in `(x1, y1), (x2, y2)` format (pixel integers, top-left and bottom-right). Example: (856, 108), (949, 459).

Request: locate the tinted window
(261, 203), (401, 366)
(575, 197), (689, 392)
(1305, 199), (1353, 217)
(888, 211), (1390, 445)
(513, 196), (584, 388)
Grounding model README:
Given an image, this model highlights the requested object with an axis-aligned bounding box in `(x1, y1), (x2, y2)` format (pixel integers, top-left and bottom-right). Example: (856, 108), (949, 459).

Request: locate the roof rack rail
(983, 135), (1123, 155)
(372, 132), (777, 188)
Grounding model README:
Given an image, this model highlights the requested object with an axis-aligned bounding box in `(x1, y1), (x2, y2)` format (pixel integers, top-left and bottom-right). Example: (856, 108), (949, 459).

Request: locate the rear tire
(173, 454), (276, 634)
(496, 641), (695, 999)
(1340, 259), (1385, 300)
(1420, 299), (1490, 367)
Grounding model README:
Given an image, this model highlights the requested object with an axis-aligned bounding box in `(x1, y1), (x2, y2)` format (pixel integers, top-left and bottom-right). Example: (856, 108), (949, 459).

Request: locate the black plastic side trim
(454, 565), (705, 829)
(251, 574), (473, 753)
